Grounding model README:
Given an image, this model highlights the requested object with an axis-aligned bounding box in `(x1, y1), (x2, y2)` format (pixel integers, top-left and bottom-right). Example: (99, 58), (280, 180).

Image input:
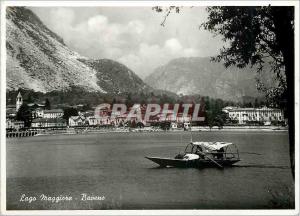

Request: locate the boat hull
(145, 156), (240, 168)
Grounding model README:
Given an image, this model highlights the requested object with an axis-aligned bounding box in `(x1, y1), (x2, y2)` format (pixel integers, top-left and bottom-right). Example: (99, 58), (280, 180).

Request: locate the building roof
(27, 103), (45, 108)
(94, 103), (111, 111)
(6, 119), (24, 123)
(223, 107), (282, 112)
(44, 109), (63, 114)
(69, 116), (85, 121)
(14, 121), (25, 124)
(17, 92), (22, 98)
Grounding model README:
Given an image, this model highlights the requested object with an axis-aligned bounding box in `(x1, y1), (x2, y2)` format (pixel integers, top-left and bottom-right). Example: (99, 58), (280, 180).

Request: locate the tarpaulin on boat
(192, 142), (233, 151)
(183, 153), (200, 160)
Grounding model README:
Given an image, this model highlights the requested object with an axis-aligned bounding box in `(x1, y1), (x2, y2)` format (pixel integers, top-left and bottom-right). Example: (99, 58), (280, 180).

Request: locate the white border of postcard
(0, 1), (299, 215)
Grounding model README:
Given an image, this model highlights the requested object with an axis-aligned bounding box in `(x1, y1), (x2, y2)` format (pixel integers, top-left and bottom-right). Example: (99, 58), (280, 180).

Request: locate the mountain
(145, 57), (266, 101)
(6, 7), (149, 94)
(78, 59), (149, 94)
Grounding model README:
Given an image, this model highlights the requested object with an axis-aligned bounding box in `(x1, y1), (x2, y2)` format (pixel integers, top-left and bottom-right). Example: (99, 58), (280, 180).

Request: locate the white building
(31, 118), (66, 128)
(43, 109), (64, 119)
(87, 116), (101, 126)
(68, 116), (86, 127)
(6, 119), (24, 130)
(222, 106), (284, 125)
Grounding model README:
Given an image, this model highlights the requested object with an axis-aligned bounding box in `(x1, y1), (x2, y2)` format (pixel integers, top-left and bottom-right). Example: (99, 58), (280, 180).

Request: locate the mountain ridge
(144, 57), (265, 102)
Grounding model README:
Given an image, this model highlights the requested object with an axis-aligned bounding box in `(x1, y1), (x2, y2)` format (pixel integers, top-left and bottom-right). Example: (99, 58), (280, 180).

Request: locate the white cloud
(164, 38), (182, 54)
(87, 15), (108, 32)
(118, 39), (201, 78)
(127, 20), (145, 34)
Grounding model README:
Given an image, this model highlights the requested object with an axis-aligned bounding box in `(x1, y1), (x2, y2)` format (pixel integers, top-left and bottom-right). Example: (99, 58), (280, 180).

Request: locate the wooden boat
(146, 141), (240, 168)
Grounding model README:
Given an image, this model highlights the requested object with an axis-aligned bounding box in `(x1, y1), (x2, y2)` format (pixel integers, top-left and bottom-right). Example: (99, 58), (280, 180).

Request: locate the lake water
(7, 131), (294, 210)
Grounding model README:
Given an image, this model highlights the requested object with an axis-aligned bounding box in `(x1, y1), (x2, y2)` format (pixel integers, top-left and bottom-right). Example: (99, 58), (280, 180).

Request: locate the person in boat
(195, 146), (205, 159)
(175, 153), (184, 159)
(211, 147), (224, 159)
(216, 147), (225, 159)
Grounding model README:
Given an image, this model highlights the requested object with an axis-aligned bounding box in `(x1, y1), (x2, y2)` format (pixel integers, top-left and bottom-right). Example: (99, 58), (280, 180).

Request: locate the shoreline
(7, 126), (288, 138)
(32, 126), (288, 137)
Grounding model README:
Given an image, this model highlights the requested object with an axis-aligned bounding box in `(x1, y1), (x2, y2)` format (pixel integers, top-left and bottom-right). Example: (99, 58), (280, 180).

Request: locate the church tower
(16, 91), (23, 112)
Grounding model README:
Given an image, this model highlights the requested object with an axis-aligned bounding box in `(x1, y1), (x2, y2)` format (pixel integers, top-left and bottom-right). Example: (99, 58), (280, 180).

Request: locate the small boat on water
(146, 141), (240, 168)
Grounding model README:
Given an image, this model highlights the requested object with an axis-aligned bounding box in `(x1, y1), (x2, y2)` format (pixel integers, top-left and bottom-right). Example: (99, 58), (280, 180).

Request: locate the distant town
(6, 91), (287, 137)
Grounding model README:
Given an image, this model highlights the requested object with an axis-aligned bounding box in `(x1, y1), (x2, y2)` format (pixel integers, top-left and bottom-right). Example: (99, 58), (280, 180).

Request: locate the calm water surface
(7, 131), (294, 209)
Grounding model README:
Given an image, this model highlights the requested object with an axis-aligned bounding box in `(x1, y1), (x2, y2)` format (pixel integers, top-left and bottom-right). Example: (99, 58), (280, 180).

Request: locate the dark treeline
(7, 87), (267, 110)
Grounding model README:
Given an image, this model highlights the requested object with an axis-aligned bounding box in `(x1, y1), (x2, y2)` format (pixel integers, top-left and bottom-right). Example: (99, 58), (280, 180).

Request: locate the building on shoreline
(43, 109), (64, 119)
(6, 92), (66, 130)
(222, 106), (284, 125)
(6, 119), (25, 131)
(31, 118), (67, 128)
(68, 116), (86, 127)
(6, 92), (25, 130)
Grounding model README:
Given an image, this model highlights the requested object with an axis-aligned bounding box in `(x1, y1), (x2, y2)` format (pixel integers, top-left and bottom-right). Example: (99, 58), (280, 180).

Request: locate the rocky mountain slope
(6, 7), (148, 94)
(78, 59), (149, 94)
(145, 57), (266, 101)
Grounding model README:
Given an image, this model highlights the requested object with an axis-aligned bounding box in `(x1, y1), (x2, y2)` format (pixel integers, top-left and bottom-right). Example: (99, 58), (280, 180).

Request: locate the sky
(31, 7), (224, 79)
